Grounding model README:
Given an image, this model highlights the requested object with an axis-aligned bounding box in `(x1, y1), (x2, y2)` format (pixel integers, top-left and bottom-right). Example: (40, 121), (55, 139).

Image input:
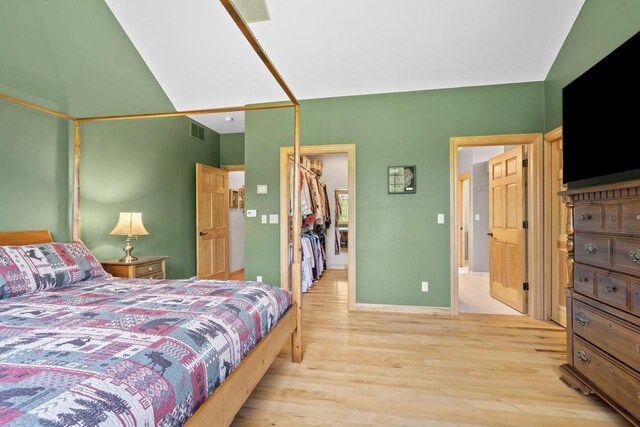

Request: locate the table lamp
(110, 212), (149, 263)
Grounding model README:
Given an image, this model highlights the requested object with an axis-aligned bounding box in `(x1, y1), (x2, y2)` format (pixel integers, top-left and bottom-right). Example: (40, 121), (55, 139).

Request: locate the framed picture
(230, 189), (239, 208)
(388, 166), (416, 194)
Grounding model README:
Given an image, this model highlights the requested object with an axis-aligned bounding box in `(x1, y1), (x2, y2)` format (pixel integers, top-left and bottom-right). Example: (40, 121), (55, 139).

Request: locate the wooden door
(548, 131), (567, 326)
(196, 163), (229, 279)
(489, 147), (526, 313)
(458, 172), (470, 268)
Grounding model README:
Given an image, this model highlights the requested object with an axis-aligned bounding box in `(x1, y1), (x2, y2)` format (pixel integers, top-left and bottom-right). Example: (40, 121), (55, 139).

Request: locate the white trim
(353, 303), (451, 315)
(469, 271), (489, 277)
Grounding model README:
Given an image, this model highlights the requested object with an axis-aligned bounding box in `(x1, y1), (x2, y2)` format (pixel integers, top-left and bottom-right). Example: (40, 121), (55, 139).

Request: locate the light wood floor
(233, 270), (626, 426)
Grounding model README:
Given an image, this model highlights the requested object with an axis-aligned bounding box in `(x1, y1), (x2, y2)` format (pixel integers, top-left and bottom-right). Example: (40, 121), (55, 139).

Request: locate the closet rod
(288, 156), (318, 177)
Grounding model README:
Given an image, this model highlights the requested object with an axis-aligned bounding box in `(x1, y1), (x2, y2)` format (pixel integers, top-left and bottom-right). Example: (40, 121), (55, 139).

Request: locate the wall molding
(353, 303), (451, 315)
(469, 271), (489, 277)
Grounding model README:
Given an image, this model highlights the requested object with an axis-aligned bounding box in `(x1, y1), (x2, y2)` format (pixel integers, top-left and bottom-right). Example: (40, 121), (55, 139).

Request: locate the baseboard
(229, 268), (244, 276)
(353, 303), (451, 315)
(326, 263), (348, 270)
(469, 271), (489, 277)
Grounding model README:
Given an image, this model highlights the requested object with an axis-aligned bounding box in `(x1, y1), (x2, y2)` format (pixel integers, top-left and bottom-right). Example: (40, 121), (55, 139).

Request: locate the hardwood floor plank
(232, 270), (626, 426)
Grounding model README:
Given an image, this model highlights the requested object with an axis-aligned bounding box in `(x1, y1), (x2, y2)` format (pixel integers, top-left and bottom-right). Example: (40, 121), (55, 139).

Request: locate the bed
(0, 230), (299, 426)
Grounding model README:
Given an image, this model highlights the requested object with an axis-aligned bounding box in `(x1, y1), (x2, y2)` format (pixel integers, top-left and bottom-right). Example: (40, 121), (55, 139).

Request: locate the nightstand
(101, 256), (168, 279)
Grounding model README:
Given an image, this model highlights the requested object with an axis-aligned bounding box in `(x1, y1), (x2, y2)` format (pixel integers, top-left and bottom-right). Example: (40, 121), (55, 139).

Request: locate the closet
(289, 156), (331, 292)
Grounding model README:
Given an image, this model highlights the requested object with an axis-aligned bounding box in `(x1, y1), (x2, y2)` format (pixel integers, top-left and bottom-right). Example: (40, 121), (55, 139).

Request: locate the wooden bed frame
(0, 230), (299, 427)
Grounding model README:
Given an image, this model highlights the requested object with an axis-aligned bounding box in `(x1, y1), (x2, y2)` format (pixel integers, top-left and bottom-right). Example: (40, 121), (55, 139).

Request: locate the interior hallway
(233, 269), (624, 426)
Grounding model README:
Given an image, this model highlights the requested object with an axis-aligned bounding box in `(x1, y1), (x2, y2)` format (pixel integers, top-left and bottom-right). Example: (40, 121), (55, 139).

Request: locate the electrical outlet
(257, 276), (263, 282)
(421, 282), (429, 292)
(261, 215), (267, 224)
(269, 214), (279, 224)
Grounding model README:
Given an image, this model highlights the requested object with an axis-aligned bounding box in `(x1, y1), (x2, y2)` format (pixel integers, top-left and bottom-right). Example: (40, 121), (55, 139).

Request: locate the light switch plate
(257, 185), (268, 194)
(246, 209), (257, 217)
(261, 215), (267, 224)
(475, 214), (480, 221)
(437, 214), (445, 224)
(269, 214), (279, 224)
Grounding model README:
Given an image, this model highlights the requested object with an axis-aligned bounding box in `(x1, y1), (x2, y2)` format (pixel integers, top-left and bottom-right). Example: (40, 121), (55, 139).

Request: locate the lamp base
(118, 235), (138, 263)
(118, 254), (139, 263)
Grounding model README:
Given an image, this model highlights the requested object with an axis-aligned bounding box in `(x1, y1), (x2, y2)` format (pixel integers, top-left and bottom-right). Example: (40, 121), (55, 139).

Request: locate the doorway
(449, 134), (544, 319)
(457, 172), (470, 268)
(196, 163), (230, 280)
(279, 144), (356, 309)
(223, 165), (245, 280)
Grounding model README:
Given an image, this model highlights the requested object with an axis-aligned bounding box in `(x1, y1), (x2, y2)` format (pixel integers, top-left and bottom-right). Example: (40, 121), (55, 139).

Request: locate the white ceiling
(106, 0), (584, 133)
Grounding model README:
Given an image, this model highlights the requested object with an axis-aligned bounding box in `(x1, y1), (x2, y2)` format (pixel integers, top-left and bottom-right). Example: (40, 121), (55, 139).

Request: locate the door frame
(457, 172), (471, 268)
(279, 144), (356, 310)
(543, 126), (566, 325)
(449, 134), (544, 319)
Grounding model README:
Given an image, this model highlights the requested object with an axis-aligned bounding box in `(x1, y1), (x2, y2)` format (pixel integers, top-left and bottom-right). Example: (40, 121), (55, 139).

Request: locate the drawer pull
(580, 214), (592, 221)
(636, 214), (640, 221)
(577, 276), (589, 283)
(609, 215), (616, 222)
(584, 243), (598, 254)
(576, 349), (591, 365)
(608, 366), (614, 373)
(636, 344), (640, 357)
(605, 286), (617, 293)
(629, 250), (640, 264)
(148, 267), (153, 271)
(575, 312), (590, 326)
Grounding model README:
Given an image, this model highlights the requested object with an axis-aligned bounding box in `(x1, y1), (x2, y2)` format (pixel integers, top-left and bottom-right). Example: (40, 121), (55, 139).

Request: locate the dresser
(560, 180), (640, 425)
(101, 256), (168, 279)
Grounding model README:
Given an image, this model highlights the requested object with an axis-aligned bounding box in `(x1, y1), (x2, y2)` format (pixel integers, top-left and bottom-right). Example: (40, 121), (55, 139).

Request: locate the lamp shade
(110, 212), (149, 236)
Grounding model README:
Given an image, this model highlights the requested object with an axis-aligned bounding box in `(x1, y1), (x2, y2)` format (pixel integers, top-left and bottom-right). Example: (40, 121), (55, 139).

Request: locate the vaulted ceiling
(106, 0), (584, 133)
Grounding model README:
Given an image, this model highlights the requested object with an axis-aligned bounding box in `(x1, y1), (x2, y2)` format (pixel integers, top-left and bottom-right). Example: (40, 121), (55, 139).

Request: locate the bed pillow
(0, 241), (107, 299)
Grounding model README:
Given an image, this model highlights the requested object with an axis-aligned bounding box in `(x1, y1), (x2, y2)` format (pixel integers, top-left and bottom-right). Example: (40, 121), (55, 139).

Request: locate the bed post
(72, 120), (81, 241)
(291, 105), (302, 363)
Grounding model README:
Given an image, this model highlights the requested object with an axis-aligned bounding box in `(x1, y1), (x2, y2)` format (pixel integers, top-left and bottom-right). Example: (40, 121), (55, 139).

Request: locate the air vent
(190, 122), (205, 141)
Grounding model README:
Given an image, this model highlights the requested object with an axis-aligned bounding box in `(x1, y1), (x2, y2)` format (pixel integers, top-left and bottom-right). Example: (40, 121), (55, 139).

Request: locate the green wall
(0, 104), (70, 240)
(220, 133), (245, 165)
(0, 0), (220, 278)
(245, 82), (544, 307)
(544, 0), (640, 130)
(81, 118), (219, 279)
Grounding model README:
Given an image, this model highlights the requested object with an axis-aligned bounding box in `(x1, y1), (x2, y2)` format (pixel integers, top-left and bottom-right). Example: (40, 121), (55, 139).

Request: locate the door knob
(487, 232), (494, 237)
(199, 231), (208, 236)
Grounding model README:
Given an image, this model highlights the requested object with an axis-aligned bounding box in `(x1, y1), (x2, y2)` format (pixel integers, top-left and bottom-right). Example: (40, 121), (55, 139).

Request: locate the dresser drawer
(574, 204), (604, 232)
(574, 264), (596, 297)
(136, 262), (163, 277)
(139, 271), (164, 280)
(613, 237), (640, 277)
(572, 336), (640, 421)
(573, 300), (640, 372)
(605, 205), (620, 231)
(621, 200), (640, 234)
(632, 282), (640, 316)
(596, 271), (630, 310)
(575, 234), (612, 269)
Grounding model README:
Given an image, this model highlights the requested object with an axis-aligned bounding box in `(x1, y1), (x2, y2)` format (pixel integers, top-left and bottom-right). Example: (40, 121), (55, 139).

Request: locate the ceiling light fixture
(224, 117), (234, 122)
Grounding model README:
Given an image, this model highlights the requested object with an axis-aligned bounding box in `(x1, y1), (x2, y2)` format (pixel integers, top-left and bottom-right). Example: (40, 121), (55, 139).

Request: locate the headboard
(0, 230), (54, 246)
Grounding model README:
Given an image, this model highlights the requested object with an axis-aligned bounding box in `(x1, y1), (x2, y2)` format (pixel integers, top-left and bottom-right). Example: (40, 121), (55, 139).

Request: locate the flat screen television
(563, 30), (640, 189)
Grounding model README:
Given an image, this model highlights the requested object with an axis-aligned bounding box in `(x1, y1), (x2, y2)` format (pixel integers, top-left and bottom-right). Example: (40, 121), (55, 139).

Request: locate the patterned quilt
(0, 276), (291, 426)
